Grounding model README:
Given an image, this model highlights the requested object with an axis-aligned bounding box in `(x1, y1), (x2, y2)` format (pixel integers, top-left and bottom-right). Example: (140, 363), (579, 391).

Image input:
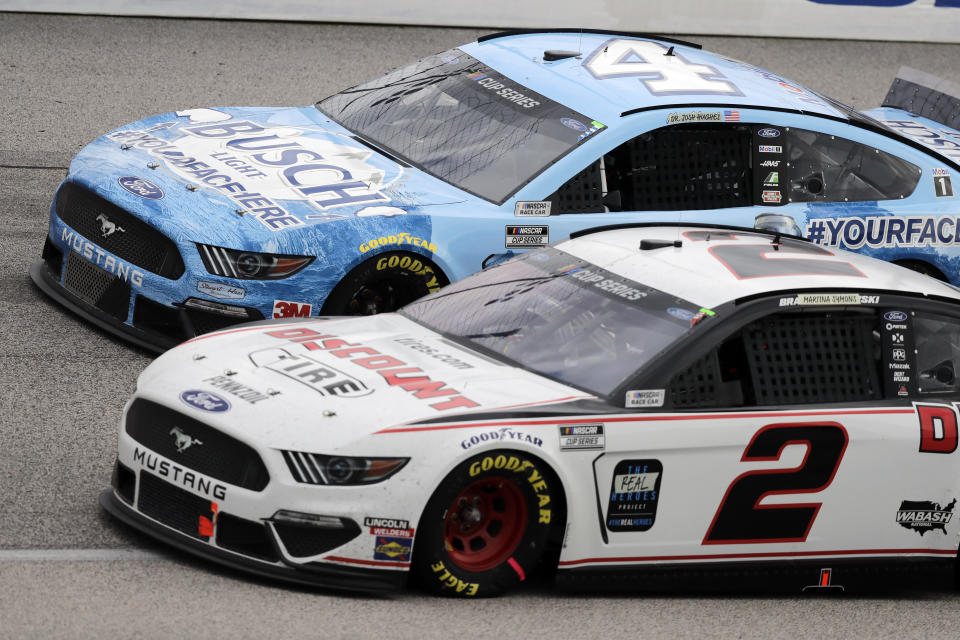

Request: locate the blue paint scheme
(40, 32), (960, 349)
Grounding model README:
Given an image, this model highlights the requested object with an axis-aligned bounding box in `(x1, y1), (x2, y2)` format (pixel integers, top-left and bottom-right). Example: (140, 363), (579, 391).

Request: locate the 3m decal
(559, 424), (605, 451)
(703, 423), (848, 544)
(896, 499), (956, 535)
(265, 328), (479, 411)
(583, 39), (742, 96)
(272, 299), (312, 318)
(607, 459), (662, 531)
(505, 225), (549, 248)
(514, 201), (551, 217)
(916, 403), (959, 453)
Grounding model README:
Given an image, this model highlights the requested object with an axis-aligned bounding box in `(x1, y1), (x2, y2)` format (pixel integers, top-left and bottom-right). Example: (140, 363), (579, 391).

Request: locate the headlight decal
(197, 244), (313, 280)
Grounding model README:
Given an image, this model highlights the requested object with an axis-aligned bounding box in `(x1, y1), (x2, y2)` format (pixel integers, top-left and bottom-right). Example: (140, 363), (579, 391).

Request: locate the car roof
(462, 31), (846, 126)
(557, 225), (960, 310)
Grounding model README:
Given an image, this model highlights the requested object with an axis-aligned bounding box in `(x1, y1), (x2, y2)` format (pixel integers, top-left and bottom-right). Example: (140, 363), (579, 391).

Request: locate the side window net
(549, 158), (606, 214)
(743, 314), (880, 405)
(787, 128), (920, 203)
(619, 125), (752, 211)
(915, 313), (960, 394)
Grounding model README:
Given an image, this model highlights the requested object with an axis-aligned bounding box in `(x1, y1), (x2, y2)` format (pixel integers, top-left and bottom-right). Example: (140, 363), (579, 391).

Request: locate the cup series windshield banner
(5, 0), (960, 43)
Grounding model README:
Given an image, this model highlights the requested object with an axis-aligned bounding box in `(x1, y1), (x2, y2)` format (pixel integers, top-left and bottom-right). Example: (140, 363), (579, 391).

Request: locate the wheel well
(893, 259), (948, 282)
(319, 250), (449, 314)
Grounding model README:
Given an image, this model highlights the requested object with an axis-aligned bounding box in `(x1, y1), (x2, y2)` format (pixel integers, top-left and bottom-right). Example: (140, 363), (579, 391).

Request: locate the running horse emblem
(169, 426), (203, 453)
(95, 213), (125, 238)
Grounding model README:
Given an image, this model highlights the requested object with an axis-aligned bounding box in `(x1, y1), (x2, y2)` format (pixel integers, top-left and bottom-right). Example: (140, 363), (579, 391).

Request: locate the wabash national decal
(896, 499), (956, 536)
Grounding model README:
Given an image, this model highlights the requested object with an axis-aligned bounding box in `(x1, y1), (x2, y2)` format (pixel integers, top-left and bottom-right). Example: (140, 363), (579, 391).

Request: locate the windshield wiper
(464, 328), (521, 339)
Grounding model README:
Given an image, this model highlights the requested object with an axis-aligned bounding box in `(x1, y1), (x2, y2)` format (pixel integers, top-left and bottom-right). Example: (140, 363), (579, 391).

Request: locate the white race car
(101, 224), (960, 595)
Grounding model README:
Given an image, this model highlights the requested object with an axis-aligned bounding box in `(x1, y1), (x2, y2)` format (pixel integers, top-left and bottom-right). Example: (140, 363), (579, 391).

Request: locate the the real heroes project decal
(606, 459), (663, 532)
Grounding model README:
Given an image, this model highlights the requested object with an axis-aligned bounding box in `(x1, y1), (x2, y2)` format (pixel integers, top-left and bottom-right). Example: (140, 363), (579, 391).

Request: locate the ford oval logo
(560, 117), (588, 132)
(758, 128), (781, 138)
(118, 176), (164, 200)
(180, 390), (230, 412)
(884, 311), (908, 322)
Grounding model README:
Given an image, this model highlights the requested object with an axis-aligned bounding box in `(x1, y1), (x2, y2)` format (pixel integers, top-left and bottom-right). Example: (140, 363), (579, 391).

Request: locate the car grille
(131, 295), (265, 344)
(63, 251), (132, 321)
(216, 513), (279, 561)
(138, 471), (217, 541)
(273, 520), (361, 558)
(125, 398), (270, 491)
(55, 181), (185, 279)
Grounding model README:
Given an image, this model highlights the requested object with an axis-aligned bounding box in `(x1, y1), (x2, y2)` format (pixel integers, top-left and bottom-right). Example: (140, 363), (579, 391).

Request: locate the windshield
(399, 248), (699, 396)
(316, 49), (606, 203)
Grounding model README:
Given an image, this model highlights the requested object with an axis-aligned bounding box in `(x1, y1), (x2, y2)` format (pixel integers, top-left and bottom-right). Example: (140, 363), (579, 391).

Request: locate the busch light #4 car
(102, 224), (960, 595)
(31, 29), (960, 352)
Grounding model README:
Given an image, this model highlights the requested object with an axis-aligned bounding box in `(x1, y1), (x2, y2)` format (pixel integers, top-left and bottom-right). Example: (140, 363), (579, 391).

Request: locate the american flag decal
(723, 110), (740, 121)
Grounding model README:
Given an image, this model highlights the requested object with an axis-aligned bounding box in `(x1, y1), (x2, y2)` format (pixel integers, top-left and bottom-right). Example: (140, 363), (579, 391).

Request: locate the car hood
(137, 314), (594, 452)
(66, 106), (475, 253)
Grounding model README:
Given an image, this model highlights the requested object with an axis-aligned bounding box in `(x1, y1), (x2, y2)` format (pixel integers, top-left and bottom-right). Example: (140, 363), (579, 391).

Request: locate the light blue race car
(30, 28), (960, 352)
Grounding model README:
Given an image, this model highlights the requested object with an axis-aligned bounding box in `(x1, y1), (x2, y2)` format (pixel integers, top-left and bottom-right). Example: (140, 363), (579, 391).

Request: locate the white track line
(0, 548), (164, 562)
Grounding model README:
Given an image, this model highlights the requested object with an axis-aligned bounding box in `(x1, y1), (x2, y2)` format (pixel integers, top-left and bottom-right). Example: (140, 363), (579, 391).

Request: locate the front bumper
(100, 487), (407, 594)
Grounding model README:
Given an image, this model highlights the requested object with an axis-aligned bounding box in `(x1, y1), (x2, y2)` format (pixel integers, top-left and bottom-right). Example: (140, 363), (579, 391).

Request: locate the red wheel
(413, 450), (557, 597)
(443, 477), (527, 572)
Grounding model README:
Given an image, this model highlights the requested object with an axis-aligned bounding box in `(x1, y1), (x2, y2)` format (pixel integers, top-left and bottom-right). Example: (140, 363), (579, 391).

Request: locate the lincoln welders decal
(107, 119), (403, 231)
(606, 459), (663, 532)
(806, 216), (960, 249)
(896, 498), (956, 536)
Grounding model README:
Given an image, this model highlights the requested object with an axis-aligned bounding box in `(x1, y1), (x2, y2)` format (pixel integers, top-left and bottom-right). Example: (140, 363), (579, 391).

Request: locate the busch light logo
(180, 390), (230, 412)
(118, 176), (164, 199)
(757, 128), (781, 138)
(884, 311), (908, 322)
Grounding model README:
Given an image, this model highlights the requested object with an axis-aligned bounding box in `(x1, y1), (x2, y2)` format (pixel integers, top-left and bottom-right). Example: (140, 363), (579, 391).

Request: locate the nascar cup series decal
(107, 120), (403, 231)
(505, 225), (549, 247)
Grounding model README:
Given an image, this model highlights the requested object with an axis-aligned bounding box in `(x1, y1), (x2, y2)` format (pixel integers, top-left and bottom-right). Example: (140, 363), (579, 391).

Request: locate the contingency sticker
(505, 225), (549, 248)
(896, 498), (955, 536)
(934, 168), (954, 198)
(559, 424), (605, 451)
(607, 459), (663, 532)
(514, 201), (551, 217)
(625, 389), (664, 408)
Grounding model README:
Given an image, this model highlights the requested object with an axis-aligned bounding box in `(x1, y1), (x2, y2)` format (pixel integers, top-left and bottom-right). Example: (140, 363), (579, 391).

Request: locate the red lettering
(430, 396), (481, 411)
(379, 367), (429, 385)
(320, 338), (359, 350)
(329, 346), (379, 358)
(265, 328), (322, 339)
(400, 379), (458, 399)
(918, 403), (959, 453)
(353, 355), (407, 369)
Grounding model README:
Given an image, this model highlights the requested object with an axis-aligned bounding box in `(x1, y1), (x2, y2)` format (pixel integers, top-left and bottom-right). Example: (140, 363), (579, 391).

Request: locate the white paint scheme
(114, 227), (960, 582)
(6, 0), (960, 43)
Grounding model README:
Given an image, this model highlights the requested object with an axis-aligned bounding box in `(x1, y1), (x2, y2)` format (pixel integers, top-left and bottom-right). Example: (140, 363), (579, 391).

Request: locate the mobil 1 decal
(881, 309), (915, 398)
(753, 125), (786, 207)
(606, 459), (662, 532)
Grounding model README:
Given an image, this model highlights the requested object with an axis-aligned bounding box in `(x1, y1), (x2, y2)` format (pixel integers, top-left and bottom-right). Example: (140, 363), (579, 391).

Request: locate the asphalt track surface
(3, 11), (960, 638)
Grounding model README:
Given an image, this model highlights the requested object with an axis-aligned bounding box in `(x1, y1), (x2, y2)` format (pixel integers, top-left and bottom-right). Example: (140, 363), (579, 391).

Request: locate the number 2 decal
(703, 423), (848, 544)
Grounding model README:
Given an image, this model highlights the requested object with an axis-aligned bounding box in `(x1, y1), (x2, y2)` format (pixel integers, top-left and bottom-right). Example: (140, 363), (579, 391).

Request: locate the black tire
(320, 251), (448, 315)
(413, 451), (556, 598)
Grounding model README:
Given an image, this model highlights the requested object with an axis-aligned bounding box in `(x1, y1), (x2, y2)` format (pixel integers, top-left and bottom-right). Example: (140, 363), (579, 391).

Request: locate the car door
(575, 297), (960, 583)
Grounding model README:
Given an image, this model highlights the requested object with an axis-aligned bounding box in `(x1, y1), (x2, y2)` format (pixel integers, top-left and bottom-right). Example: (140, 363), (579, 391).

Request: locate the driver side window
(916, 312), (960, 394)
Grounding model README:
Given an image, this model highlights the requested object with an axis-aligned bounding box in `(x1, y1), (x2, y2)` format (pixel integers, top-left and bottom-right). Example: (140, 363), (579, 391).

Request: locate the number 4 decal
(583, 39), (743, 97)
(703, 423), (848, 544)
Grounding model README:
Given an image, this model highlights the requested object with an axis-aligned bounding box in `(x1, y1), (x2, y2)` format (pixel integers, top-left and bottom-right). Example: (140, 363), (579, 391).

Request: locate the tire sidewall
(413, 450), (556, 597)
(320, 251), (446, 315)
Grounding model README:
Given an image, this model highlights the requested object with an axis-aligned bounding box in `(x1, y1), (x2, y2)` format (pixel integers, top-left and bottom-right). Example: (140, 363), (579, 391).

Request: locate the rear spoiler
(882, 66), (960, 131)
